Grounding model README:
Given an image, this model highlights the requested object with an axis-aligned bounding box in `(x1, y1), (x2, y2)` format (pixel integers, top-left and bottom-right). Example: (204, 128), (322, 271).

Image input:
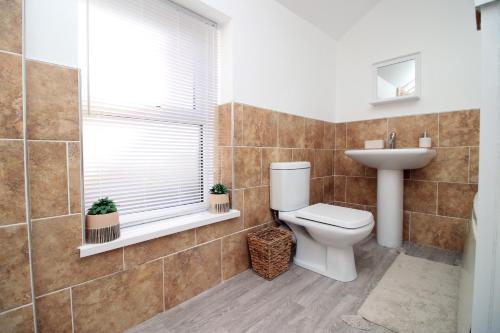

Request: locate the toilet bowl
(270, 162), (374, 282)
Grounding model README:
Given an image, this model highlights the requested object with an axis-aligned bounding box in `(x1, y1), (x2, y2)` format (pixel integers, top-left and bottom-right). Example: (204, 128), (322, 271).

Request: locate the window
(80, 0), (217, 227)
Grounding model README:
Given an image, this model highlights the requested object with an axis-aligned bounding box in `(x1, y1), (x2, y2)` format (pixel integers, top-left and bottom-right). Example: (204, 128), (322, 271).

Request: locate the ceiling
(275, 0), (381, 39)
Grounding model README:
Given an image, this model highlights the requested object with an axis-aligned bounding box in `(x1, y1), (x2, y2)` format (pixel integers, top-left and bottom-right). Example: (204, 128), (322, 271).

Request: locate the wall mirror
(371, 52), (421, 105)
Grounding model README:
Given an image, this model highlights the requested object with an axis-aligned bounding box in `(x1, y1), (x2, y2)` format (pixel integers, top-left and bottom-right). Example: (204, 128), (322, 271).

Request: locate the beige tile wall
(217, 103), (479, 253)
(338, 110), (478, 251)
(0, 0), (35, 331)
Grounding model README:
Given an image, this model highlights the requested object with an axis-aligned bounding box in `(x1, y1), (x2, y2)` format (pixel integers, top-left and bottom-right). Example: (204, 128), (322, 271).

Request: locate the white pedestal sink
(344, 148), (436, 248)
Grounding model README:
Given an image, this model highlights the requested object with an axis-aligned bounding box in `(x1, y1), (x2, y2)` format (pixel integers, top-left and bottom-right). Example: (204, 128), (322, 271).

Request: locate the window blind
(81, 0), (217, 226)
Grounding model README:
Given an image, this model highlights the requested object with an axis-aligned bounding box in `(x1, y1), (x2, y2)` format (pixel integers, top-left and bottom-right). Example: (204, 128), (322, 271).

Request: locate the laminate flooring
(127, 237), (461, 333)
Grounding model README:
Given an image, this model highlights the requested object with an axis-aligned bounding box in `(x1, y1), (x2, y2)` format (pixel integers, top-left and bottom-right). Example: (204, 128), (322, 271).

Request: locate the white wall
(198, 0), (337, 121)
(335, 0), (481, 122)
(25, 0), (78, 68)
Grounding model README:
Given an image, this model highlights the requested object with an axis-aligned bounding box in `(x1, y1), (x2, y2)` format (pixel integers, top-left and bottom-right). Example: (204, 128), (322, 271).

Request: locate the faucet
(388, 130), (396, 149)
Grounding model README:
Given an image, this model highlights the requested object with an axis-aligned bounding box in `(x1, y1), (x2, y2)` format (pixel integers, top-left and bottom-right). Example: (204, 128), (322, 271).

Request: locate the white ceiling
(276, 0), (381, 39)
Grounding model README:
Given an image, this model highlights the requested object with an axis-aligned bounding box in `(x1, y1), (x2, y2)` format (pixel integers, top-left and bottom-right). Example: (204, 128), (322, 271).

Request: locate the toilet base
(293, 245), (357, 282)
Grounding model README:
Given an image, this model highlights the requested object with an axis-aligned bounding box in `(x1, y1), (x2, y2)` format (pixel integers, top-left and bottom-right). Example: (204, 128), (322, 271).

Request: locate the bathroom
(1, 0), (499, 332)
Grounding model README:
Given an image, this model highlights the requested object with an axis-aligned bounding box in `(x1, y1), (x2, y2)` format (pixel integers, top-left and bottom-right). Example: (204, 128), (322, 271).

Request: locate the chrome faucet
(388, 130), (397, 149)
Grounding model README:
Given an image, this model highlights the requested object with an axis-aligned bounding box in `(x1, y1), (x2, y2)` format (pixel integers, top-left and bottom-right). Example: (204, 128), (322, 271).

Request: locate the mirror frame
(371, 52), (421, 106)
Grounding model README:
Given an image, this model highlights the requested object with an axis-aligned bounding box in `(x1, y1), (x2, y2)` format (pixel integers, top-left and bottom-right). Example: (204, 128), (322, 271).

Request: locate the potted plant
(85, 197), (120, 243)
(209, 183), (230, 213)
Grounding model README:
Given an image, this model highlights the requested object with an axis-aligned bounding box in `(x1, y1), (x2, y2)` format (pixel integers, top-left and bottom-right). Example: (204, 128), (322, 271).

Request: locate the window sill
(79, 209), (240, 258)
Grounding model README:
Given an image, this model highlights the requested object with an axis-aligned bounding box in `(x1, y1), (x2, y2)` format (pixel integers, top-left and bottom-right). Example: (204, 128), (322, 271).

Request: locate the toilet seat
(295, 203), (372, 229)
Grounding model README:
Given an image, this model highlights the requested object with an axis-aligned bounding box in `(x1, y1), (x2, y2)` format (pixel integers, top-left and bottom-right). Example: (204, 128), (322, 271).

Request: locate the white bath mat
(358, 253), (460, 333)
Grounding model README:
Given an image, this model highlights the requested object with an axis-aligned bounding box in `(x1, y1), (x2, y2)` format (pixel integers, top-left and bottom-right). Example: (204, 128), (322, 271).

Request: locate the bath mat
(358, 253), (459, 333)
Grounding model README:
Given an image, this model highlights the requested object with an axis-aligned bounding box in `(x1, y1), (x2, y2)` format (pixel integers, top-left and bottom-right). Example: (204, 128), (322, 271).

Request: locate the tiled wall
(216, 103), (479, 253)
(335, 110), (479, 252)
(0, 0), (36, 331)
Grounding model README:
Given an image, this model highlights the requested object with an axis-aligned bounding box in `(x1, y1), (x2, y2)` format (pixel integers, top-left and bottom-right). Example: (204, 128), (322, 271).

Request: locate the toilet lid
(295, 203), (373, 229)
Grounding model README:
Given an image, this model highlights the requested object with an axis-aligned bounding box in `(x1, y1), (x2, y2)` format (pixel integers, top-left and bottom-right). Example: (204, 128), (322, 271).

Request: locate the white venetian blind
(81, 0), (217, 226)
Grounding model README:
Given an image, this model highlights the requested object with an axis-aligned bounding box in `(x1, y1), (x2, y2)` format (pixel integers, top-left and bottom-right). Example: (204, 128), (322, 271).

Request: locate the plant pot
(85, 212), (120, 243)
(209, 193), (230, 213)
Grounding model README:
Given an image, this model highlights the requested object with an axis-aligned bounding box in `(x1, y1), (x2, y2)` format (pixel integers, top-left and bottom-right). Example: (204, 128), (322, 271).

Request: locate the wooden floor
(127, 237), (460, 333)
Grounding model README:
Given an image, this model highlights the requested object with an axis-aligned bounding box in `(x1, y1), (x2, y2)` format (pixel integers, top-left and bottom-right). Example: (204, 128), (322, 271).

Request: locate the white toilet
(270, 161), (374, 282)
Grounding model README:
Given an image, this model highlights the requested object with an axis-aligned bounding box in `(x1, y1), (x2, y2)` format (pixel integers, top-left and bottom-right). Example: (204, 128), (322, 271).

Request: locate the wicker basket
(247, 227), (293, 280)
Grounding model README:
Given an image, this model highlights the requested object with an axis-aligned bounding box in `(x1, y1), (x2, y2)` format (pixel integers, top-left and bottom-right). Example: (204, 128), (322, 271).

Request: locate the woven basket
(248, 227), (293, 280)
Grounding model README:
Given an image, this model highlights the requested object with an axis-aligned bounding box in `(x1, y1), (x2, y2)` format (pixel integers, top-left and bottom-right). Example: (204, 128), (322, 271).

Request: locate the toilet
(270, 161), (374, 282)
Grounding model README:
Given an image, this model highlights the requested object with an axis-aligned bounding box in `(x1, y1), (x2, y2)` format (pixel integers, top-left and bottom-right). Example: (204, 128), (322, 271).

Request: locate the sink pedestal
(376, 169), (404, 248)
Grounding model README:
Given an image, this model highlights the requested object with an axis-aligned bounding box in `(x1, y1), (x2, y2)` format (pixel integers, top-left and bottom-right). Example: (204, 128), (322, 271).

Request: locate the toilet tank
(270, 162), (310, 211)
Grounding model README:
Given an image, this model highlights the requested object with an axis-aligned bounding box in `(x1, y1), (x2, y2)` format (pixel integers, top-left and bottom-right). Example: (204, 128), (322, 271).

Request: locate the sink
(345, 148), (436, 170)
(345, 148), (436, 248)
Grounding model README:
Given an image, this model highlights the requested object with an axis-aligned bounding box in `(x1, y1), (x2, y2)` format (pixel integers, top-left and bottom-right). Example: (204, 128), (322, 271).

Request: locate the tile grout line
(0, 302), (34, 316)
(70, 287), (75, 333)
(66, 142), (71, 214)
(20, 0), (38, 328)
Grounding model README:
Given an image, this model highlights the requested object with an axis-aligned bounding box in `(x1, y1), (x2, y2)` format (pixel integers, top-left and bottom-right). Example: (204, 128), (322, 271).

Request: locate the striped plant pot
(208, 193), (230, 214)
(85, 212), (120, 243)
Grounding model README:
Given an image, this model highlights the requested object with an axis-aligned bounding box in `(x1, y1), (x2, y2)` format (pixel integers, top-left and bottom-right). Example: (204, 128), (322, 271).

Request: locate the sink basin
(344, 148), (436, 248)
(345, 148), (436, 170)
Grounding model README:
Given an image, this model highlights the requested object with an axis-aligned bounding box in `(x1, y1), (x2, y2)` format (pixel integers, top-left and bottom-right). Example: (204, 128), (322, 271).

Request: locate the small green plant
(87, 197), (117, 215)
(210, 183), (228, 195)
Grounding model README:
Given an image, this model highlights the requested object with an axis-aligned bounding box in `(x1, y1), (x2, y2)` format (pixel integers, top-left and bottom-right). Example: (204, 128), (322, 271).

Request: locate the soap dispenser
(419, 131), (432, 148)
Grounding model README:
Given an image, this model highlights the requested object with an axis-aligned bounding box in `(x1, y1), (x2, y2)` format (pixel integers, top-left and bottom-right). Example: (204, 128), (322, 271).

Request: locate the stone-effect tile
(196, 218), (243, 244)
(73, 260), (163, 333)
(0, 0), (22, 54)
(26, 60), (79, 141)
(411, 147), (469, 183)
(305, 118), (324, 149)
(222, 230), (251, 280)
(0, 140), (25, 225)
(220, 147), (232, 188)
(242, 105), (278, 147)
(310, 178), (324, 205)
(32, 215), (122, 295)
(292, 149), (315, 177)
(233, 103), (244, 146)
(323, 176), (335, 203)
(261, 148), (292, 185)
(346, 177), (377, 206)
(0, 305), (34, 333)
(230, 189), (243, 224)
(365, 167), (377, 177)
(0, 52), (22, 138)
(403, 180), (437, 214)
(469, 147), (479, 183)
(36, 289), (72, 333)
(334, 176), (346, 202)
(278, 113), (305, 148)
(0, 225), (31, 312)
(164, 241), (221, 310)
(234, 147), (261, 188)
(334, 150), (364, 176)
(387, 114), (438, 148)
(217, 103), (232, 146)
(323, 122), (335, 149)
(28, 141), (68, 219)
(403, 211), (410, 241)
(68, 142), (81, 214)
(244, 186), (272, 228)
(124, 230), (195, 268)
(410, 213), (466, 252)
(346, 119), (387, 149)
(213, 147), (221, 184)
(439, 110), (480, 147)
(438, 183), (477, 219)
(335, 123), (346, 149)
(314, 149), (333, 177)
